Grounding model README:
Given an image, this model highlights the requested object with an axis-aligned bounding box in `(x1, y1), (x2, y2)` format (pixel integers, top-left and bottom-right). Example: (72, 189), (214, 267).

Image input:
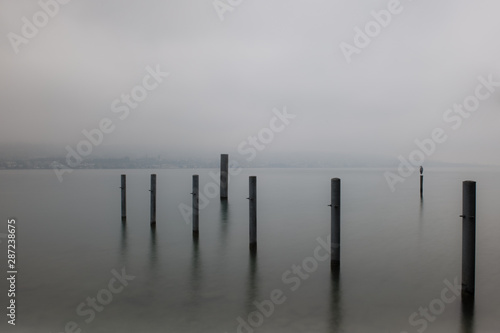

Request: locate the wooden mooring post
(120, 174), (126, 220)
(249, 176), (257, 251)
(461, 180), (476, 297)
(220, 154), (229, 200)
(150, 174), (156, 225)
(192, 175), (199, 235)
(330, 178), (341, 269)
(420, 166), (424, 199)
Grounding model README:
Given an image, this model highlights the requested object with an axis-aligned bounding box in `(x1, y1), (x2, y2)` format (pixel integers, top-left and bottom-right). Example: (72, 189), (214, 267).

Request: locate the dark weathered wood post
(192, 175), (199, 235)
(461, 180), (476, 296)
(249, 176), (257, 251)
(420, 166), (424, 199)
(121, 174), (126, 220)
(150, 174), (156, 225)
(220, 154), (228, 199)
(330, 178), (341, 268)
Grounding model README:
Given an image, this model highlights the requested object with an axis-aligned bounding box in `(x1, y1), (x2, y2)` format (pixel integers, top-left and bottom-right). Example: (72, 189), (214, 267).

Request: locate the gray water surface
(0, 168), (499, 332)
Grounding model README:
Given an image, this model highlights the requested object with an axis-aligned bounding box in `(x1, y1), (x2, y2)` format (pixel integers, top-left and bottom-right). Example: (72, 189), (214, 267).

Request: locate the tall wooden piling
(192, 175), (199, 235)
(330, 178), (341, 268)
(150, 174), (156, 225)
(461, 180), (476, 296)
(120, 174), (126, 220)
(220, 154), (229, 200)
(249, 176), (257, 251)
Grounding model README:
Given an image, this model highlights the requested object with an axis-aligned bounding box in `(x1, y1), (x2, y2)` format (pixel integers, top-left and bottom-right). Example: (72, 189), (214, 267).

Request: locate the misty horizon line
(0, 152), (494, 170)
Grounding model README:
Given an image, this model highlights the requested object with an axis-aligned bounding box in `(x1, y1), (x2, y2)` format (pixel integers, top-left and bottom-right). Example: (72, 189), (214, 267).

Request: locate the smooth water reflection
(460, 297), (475, 333)
(0, 168), (498, 332)
(329, 267), (342, 333)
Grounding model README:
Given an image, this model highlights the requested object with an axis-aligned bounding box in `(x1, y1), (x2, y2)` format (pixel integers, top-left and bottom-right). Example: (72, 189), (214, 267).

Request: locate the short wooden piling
(150, 174), (156, 225)
(330, 178), (341, 268)
(461, 180), (476, 296)
(420, 175), (424, 198)
(220, 154), (229, 200)
(192, 175), (199, 235)
(420, 166), (424, 199)
(249, 176), (257, 251)
(120, 174), (126, 219)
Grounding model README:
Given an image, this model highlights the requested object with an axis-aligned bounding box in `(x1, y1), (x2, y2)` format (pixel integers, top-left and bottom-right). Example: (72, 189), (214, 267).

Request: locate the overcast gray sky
(1, 0), (500, 165)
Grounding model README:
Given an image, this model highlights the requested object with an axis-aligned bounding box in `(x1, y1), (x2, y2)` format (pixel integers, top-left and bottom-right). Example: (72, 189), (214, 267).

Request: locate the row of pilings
(119, 154), (477, 299)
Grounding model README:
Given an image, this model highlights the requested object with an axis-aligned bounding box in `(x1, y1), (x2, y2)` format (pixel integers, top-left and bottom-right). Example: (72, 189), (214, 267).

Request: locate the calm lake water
(0, 168), (499, 333)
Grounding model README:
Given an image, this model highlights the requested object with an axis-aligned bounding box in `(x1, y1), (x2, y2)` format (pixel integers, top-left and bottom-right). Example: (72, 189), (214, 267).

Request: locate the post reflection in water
(191, 233), (201, 301)
(246, 249), (258, 314)
(219, 199), (230, 249)
(460, 296), (475, 333)
(119, 220), (128, 264)
(149, 224), (158, 274)
(220, 199), (229, 221)
(329, 266), (342, 332)
(418, 197), (424, 247)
